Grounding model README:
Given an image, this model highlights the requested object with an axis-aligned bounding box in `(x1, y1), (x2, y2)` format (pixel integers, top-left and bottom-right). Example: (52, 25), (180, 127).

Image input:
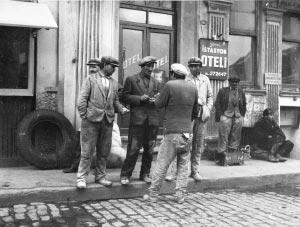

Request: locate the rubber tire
(16, 109), (77, 169)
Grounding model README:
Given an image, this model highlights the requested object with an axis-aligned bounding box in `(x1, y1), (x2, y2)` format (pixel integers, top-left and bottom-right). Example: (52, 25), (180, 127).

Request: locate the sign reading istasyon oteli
(199, 38), (228, 80)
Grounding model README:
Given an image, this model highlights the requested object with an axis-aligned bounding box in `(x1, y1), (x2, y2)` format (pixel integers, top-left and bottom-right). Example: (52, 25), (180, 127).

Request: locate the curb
(1, 173), (300, 207)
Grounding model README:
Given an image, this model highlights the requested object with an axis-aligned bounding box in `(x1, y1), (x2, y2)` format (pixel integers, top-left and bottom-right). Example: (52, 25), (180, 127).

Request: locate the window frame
(229, 0), (258, 88)
(0, 29), (34, 96)
(282, 12), (300, 91)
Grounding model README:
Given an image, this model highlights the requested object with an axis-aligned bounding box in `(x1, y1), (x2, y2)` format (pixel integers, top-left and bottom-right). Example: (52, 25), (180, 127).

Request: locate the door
(119, 26), (174, 134)
(0, 26), (35, 166)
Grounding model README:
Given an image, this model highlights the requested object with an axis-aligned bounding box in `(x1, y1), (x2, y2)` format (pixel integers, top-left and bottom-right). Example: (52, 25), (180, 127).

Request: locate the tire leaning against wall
(16, 109), (77, 169)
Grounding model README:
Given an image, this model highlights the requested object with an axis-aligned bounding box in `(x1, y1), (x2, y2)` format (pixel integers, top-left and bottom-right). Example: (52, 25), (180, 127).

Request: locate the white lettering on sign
(123, 54), (168, 69)
(201, 46), (227, 55)
(201, 55), (227, 68)
(155, 56), (168, 69)
(123, 53), (142, 69)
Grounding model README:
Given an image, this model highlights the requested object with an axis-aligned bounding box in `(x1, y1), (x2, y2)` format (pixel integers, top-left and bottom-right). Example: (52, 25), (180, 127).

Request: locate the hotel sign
(199, 38), (228, 80)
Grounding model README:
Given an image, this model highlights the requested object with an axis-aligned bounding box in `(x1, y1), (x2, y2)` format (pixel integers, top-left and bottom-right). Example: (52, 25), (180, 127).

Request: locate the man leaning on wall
(76, 56), (128, 189)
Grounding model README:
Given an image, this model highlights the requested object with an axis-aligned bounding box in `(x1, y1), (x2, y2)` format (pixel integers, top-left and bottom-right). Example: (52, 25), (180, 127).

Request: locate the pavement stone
(1, 189), (300, 226)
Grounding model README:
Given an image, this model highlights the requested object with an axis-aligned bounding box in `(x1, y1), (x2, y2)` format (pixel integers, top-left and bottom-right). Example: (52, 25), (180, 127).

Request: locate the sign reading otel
(199, 38), (228, 80)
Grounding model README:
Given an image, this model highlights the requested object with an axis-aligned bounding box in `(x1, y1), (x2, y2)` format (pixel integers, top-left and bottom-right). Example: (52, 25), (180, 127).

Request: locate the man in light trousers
(143, 63), (198, 203)
(76, 56), (128, 189)
(166, 57), (213, 181)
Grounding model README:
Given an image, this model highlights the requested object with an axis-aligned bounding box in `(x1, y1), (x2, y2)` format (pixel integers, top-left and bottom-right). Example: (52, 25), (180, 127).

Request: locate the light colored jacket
(77, 72), (124, 123)
(186, 73), (213, 122)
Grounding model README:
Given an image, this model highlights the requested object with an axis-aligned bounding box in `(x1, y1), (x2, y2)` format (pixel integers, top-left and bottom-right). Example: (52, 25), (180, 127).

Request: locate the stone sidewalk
(1, 188), (300, 226)
(1, 159), (300, 206)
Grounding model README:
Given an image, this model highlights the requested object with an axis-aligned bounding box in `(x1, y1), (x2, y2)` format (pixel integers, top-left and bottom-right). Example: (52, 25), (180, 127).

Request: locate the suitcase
(216, 145), (251, 166)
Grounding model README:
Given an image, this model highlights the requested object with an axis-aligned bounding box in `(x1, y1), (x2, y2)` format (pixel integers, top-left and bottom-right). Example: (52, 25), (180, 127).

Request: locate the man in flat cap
(143, 63), (198, 203)
(63, 58), (102, 174)
(165, 57), (213, 182)
(214, 74), (246, 163)
(76, 56), (128, 189)
(120, 56), (161, 185)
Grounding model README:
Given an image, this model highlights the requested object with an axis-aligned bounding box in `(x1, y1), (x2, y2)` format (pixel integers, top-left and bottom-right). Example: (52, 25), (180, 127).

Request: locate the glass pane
(150, 32), (170, 85)
(120, 8), (146, 23)
(230, 0), (255, 32)
(283, 14), (300, 41)
(0, 27), (29, 89)
(122, 29), (143, 83)
(148, 12), (172, 27)
(282, 42), (300, 87)
(228, 35), (253, 82)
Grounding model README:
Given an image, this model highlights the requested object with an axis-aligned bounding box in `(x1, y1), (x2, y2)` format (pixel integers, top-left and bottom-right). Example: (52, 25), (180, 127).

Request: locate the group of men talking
(73, 54), (293, 203)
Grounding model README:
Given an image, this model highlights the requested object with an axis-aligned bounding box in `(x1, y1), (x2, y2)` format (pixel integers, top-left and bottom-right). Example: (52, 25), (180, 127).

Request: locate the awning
(0, 0), (57, 29)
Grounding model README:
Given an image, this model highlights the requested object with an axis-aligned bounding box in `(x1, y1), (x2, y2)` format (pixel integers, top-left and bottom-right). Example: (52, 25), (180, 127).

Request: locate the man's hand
(121, 107), (130, 115)
(140, 94), (150, 102)
(268, 135), (272, 139)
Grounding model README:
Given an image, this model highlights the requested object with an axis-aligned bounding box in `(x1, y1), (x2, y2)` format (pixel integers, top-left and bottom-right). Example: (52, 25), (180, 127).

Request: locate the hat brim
(110, 63), (119, 67)
(188, 63), (202, 66)
(86, 63), (98, 66)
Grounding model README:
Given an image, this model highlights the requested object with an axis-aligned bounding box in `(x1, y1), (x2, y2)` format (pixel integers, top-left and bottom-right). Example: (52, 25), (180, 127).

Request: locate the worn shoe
(143, 194), (159, 202)
(120, 177), (130, 185)
(268, 155), (279, 163)
(95, 178), (113, 187)
(191, 172), (203, 181)
(76, 180), (86, 189)
(165, 175), (176, 182)
(174, 191), (185, 204)
(140, 174), (152, 184)
(276, 154), (287, 162)
(63, 165), (78, 173)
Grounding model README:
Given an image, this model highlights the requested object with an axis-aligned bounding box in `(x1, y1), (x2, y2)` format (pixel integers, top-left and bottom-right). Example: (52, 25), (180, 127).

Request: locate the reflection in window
(149, 12), (172, 27)
(0, 27), (29, 89)
(228, 35), (253, 83)
(120, 8), (146, 23)
(230, 0), (255, 33)
(282, 42), (300, 87)
(283, 14), (300, 41)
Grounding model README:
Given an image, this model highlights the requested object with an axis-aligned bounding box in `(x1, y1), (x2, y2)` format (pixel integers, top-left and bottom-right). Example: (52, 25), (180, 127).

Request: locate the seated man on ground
(251, 108), (294, 162)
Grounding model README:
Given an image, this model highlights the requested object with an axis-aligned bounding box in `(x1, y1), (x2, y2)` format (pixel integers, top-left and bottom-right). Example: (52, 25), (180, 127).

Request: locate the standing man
(165, 57), (213, 181)
(63, 59), (100, 173)
(120, 56), (161, 185)
(187, 57), (213, 180)
(143, 63), (198, 203)
(76, 56), (128, 189)
(214, 75), (247, 163)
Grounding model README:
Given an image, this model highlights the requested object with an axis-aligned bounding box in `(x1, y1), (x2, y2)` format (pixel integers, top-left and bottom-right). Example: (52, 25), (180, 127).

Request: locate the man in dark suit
(252, 108), (293, 162)
(120, 56), (161, 185)
(76, 56), (128, 189)
(214, 75), (247, 162)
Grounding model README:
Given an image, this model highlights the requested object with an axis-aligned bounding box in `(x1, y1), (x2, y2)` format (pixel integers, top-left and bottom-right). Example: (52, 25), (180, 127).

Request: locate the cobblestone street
(1, 188), (300, 227)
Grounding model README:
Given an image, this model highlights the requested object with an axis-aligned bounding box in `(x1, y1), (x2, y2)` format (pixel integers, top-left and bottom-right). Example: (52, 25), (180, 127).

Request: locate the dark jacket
(215, 87), (247, 122)
(253, 117), (286, 150)
(123, 73), (161, 126)
(154, 79), (198, 134)
(77, 73), (124, 123)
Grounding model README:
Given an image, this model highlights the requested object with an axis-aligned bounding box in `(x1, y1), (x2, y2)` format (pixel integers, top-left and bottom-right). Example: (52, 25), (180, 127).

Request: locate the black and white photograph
(0, 0), (300, 226)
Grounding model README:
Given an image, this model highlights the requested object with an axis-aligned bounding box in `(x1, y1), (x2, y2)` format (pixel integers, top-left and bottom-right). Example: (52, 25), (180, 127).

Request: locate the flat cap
(138, 56), (157, 67)
(188, 57), (202, 66)
(101, 56), (119, 67)
(170, 63), (188, 77)
(228, 75), (240, 82)
(86, 58), (101, 65)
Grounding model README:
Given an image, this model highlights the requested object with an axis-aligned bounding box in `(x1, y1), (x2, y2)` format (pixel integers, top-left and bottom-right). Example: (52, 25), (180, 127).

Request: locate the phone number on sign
(205, 71), (227, 77)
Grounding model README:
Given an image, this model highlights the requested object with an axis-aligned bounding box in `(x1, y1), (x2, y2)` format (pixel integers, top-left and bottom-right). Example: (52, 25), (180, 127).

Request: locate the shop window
(0, 26), (29, 89)
(280, 107), (299, 127)
(228, 35), (254, 84)
(229, 0), (256, 86)
(230, 0), (255, 34)
(282, 13), (300, 91)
